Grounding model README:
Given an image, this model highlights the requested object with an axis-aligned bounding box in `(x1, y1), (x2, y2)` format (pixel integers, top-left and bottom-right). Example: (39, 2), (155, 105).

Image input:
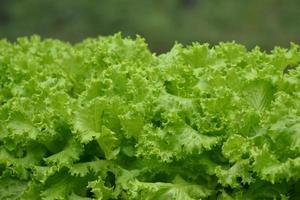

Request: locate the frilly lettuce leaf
(127, 176), (212, 200)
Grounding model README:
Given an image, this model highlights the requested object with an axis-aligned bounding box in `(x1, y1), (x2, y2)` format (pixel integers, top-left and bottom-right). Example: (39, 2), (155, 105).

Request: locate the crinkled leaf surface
(0, 35), (299, 199)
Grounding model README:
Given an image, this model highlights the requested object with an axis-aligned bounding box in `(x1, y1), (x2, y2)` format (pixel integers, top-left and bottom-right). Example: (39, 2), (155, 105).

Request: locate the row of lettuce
(0, 34), (299, 199)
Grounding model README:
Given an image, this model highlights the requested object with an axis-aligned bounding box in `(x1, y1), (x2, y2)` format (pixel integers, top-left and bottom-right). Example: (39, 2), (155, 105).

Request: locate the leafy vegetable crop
(0, 34), (300, 199)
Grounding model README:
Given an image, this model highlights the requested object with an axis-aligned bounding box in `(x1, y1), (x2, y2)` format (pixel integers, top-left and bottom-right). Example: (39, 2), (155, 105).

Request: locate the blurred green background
(0, 0), (300, 53)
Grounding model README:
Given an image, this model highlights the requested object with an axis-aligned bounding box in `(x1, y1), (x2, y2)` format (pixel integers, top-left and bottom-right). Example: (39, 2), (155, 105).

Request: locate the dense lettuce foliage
(0, 34), (299, 199)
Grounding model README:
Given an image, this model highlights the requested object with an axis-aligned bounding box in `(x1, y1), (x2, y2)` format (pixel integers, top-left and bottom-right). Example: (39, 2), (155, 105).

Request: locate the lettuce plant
(0, 34), (299, 199)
